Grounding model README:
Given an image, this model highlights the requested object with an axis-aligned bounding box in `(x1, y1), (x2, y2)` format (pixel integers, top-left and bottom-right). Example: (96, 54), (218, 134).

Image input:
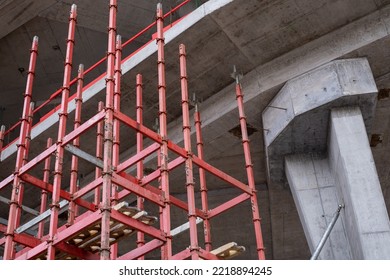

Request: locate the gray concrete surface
(330, 107), (390, 259)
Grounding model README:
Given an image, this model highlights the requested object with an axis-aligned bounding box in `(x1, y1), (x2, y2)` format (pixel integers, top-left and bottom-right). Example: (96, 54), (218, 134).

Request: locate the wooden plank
(211, 242), (245, 259)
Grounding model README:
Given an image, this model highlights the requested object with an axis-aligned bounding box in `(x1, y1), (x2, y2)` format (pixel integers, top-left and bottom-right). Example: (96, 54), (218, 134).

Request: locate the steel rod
(233, 66), (266, 260)
(136, 73), (145, 259)
(68, 64), (84, 225)
(179, 44), (199, 259)
(100, 0), (117, 260)
(47, 4), (77, 260)
(311, 205), (343, 260)
(3, 35), (38, 260)
(194, 105), (212, 251)
(157, 3), (172, 259)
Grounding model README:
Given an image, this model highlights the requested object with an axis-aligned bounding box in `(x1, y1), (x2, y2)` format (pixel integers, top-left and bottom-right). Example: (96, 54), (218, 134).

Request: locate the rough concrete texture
(263, 58), (378, 186)
(271, 59), (390, 259)
(330, 107), (390, 259)
(285, 154), (352, 259)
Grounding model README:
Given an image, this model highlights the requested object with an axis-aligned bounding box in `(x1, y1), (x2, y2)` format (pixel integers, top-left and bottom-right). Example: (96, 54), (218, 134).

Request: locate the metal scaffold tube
(233, 66), (266, 260)
(68, 64), (84, 226)
(111, 34), (122, 260)
(179, 44), (199, 260)
(3, 36), (38, 260)
(156, 2), (172, 259)
(100, 0), (117, 260)
(95, 102), (104, 206)
(37, 138), (53, 239)
(136, 73), (145, 259)
(311, 205), (344, 260)
(194, 104), (212, 251)
(14, 102), (35, 245)
(47, 4), (77, 260)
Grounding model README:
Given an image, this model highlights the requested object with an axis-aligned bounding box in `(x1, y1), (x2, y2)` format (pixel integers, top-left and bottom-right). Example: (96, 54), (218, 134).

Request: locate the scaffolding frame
(0, 1), (265, 260)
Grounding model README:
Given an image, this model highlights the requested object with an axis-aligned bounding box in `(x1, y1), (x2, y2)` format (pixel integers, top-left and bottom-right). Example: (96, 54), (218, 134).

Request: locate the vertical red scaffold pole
(194, 104), (212, 251)
(47, 4), (77, 260)
(100, 0), (117, 260)
(38, 138), (53, 239)
(136, 74), (145, 259)
(68, 64), (84, 225)
(233, 67), (266, 260)
(14, 102), (35, 240)
(111, 34), (122, 260)
(157, 3), (172, 259)
(95, 102), (104, 206)
(3, 36), (38, 260)
(179, 44), (199, 259)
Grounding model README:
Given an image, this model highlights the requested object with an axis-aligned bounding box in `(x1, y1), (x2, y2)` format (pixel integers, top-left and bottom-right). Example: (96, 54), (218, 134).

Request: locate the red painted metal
(95, 102), (104, 205)
(2, 0), (267, 261)
(37, 138), (52, 239)
(140, 156), (185, 186)
(156, 3), (172, 259)
(118, 239), (164, 260)
(47, 4), (77, 260)
(179, 44), (199, 260)
(55, 242), (99, 260)
(117, 171), (206, 220)
(110, 209), (166, 241)
(193, 121), (212, 247)
(3, 35), (38, 260)
(136, 73), (145, 258)
(100, 0), (117, 260)
(234, 74), (266, 260)
(14, 102), (35, 248)
(194, 107), (212, 251)
(116, 142), (160, 173)
(110, 34), (122, 260)
(199, 248), (219, 260)
(73, 177), (103, 200)
(171, 248), (191, 260)
(68, 64), (84, 226)
(16, 143), (56, 177)
(208, 193), (251, 219)
(12, 232), (41, 249)
(111, 173), (164, 207)
(61, 110), (105, 145)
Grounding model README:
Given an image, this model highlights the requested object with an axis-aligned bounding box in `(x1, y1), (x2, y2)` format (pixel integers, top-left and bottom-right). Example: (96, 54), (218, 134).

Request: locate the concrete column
(264, 58), (390, 259)
(329, 107), (390, 259)
(285, 154), (352, 259)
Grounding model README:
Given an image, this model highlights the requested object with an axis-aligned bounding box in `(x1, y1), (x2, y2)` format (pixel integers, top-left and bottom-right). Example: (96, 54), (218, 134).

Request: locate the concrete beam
(263, 58), (378, 186)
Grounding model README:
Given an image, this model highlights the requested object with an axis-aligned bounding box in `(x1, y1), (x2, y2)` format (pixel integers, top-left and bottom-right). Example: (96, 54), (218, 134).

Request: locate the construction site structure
(0, 1), (265, 260)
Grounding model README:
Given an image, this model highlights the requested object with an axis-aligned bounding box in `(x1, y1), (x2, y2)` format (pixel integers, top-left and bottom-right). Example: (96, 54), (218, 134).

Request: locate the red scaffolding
(0, 1), (265, 260)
